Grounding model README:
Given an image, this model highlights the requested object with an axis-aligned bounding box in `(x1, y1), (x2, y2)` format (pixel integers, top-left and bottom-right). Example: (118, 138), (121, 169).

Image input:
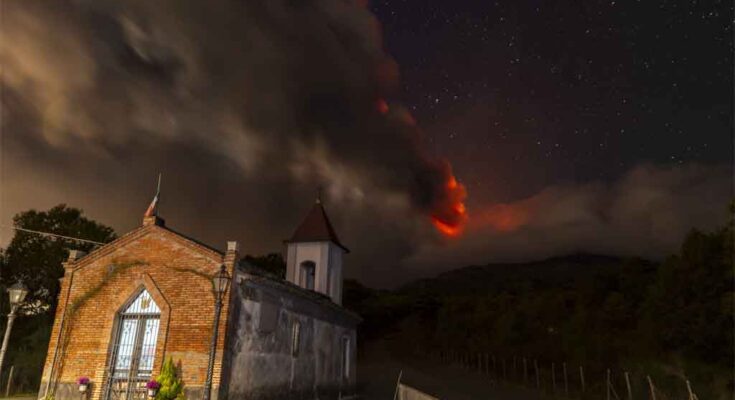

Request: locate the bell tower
(285, 198), (349, 305)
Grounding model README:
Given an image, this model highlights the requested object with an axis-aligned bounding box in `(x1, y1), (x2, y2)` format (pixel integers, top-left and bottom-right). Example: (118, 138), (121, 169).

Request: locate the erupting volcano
(431, 174), (468, 238)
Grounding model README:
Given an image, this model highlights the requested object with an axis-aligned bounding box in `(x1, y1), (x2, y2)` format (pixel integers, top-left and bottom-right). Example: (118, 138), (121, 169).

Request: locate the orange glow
(431, 172), (468, 238)
(447, 176), (458, 189)
(432, 217), (463, 237)
(473, 203), (529, 232)
(454, 203), (466, 214)
(376, 99), (389, 114)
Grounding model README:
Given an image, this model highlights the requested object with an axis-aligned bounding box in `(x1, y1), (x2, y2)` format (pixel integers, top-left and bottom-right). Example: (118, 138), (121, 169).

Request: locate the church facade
(38, 200), (359, 400)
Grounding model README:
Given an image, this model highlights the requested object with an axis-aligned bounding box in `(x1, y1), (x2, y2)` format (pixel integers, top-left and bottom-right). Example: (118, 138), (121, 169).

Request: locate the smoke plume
(0, 1), (729, 287)
(0, 0), (463, 231)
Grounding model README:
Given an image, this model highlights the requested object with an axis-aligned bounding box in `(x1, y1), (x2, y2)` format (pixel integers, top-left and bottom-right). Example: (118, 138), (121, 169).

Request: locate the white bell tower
(285, 198), (349, 305)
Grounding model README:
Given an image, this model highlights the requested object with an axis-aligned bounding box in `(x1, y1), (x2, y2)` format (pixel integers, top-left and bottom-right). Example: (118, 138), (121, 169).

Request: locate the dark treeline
(344, 213), (733, 399)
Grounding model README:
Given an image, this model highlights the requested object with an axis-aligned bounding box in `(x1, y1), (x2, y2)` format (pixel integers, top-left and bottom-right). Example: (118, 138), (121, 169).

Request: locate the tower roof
(286, 201), (349, 252)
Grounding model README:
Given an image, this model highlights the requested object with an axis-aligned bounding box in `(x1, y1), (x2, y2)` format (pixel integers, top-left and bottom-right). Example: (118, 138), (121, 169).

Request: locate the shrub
(155, 358), (185, 400)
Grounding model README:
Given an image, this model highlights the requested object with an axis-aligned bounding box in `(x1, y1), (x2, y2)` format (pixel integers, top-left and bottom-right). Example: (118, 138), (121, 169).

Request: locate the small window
(341, 336), (350, 379)
(299, 261), (316, 290)
(291, 321), (301, 357)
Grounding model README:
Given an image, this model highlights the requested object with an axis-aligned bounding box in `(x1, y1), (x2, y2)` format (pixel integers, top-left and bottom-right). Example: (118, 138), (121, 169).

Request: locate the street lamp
(203, 265), (230, 400)
(0, 282), (29, 380)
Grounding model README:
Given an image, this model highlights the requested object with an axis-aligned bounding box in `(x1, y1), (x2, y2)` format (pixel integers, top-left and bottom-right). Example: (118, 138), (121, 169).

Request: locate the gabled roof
(285, 201), (349, 252)
(68, 222), (224, 271)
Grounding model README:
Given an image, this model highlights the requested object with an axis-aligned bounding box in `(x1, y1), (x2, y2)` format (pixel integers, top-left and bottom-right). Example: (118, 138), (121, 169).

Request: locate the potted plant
(146, 380), (161, 398)
(77, 377), (90, 393)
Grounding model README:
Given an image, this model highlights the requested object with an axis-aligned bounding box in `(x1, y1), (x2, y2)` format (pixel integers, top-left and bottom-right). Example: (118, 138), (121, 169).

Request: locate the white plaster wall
(225, 283), (358, 399)
(327, 244), (344, 305)
(286, 242), (326, 289)
(286, 241), (345, 304)
(286, 245), (297, 282)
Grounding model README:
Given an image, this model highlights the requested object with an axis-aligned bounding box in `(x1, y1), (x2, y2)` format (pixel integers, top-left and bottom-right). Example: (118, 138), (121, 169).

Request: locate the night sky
(371, 0), (732, 204)
(1, 0), (732, 286)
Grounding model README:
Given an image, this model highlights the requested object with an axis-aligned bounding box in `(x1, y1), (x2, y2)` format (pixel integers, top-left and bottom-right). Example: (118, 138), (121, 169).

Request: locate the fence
(432, 351), (701, 400)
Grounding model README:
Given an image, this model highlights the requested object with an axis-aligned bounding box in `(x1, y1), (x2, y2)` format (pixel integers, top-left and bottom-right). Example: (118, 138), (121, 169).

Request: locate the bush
(155, 358), (185, 400)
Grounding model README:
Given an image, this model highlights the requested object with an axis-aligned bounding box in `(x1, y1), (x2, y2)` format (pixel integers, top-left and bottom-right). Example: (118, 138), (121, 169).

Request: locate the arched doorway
(104, 289), (161, 400)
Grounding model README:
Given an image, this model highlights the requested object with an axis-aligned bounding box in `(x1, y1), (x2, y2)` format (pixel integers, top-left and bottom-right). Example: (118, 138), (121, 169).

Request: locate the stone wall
(224, 272), (359, 400)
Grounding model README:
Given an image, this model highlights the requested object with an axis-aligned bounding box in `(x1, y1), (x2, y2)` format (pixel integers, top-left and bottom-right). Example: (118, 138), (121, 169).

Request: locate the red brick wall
(39, 223), (237, 400)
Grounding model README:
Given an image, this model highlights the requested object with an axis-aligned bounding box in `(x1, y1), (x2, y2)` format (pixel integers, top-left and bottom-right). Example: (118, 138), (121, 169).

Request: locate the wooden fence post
(523, 357), (528, 383)
(646, 375), (656, 400)
(492, 355), (497, 377)
(551, 362), (556, 394)
(606, 369), (611, 400)
(534, 359), (540, 389)
(513, 356), (517, 380)
(580, 366), (586, 394)
(624, 371), (632, 400)
(563, 362), (568, 397)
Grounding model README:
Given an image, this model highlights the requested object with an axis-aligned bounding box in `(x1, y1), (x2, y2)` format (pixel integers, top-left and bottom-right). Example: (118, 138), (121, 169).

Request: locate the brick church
(38, 196), (360, 400)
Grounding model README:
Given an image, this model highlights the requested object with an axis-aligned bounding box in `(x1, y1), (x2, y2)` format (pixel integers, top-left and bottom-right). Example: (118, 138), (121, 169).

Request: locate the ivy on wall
(49, 260), (147, 396)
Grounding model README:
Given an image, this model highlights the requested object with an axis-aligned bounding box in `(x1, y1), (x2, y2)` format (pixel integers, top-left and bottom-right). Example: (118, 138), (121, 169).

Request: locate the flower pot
(147, 388), (158, 398)
(78, 384), (88, 393)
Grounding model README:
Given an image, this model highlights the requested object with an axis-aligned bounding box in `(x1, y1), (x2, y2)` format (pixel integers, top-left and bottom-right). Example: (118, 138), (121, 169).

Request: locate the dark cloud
(0, 1), (730, 288)
(0, 0), (459, 281)
(1, 0), (463, 215)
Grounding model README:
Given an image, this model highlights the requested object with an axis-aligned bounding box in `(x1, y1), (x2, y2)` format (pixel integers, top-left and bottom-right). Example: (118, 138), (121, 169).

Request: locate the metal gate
(104, 289), (161, 400)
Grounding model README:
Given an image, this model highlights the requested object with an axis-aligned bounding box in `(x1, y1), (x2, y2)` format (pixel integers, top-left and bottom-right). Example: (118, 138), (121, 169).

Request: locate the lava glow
(376, 98), (389, 114)
(432, 217), (464, 237)
(431, 173), (468, 238)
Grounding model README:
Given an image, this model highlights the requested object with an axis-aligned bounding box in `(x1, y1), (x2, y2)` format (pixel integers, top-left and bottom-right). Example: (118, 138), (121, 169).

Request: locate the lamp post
(0, 282), (29, 380)
(203, 265), (230, 400)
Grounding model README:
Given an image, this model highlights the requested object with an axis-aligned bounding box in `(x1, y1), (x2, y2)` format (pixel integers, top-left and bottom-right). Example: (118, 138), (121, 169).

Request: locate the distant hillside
(344, 253), (657, 342)
(346, 226), (733, 400)
(397, 253), (654, 296)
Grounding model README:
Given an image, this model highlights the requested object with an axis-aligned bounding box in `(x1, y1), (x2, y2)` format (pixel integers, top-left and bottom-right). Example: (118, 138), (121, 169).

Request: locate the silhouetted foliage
(2, 204), (116, 310)
(0, 205), (116, 394)
(344, 206), (733, 398)
(242, 253), (286, 279)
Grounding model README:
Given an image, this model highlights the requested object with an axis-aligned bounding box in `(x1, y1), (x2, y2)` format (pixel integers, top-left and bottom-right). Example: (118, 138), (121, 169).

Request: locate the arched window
(105, 289), (161, 400)
(299, 261), (316, 290)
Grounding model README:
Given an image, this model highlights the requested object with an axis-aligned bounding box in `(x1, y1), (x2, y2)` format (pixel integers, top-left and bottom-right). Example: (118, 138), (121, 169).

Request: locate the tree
(2, 204), (116, 311)
(642, 226), (733, 365)
(241, 253), (286, 279)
